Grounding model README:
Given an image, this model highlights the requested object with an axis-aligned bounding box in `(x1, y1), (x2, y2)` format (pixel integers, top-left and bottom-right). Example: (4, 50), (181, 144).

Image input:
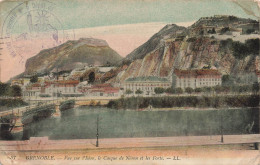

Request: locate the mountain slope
(109, 15), (259, 83)
(25, 38), (122, 74)
(125, 24), (187, 61)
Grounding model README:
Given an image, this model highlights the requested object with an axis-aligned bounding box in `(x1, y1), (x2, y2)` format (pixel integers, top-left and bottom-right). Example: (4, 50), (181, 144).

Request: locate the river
(12, 106), (259, 140)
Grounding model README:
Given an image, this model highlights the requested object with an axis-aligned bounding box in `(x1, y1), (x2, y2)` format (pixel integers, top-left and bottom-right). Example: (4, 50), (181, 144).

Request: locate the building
(45, 80), (80, 96)
(237, 70), (260, 84)
(11, 78), (30, 87)
(98, 67), (115, 73)
(257, 71), (260, 83)
(23, 83), (43, 97)
(172, 69), (222, 89)
(88, 84), (121, 97)
(124, 76), (171, 96)
(69, 70), (85, 81)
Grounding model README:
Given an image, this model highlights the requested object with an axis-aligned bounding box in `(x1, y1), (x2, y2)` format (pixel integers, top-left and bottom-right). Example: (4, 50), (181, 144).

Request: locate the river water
(13, 106), (259, 140)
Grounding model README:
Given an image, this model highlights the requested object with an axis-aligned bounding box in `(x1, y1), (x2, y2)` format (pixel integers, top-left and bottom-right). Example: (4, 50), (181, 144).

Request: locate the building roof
(31, 83), (42, 87)
(256, 70), (260, 76)
(125, 76), (169, 82)
(56, 80), (79, 84)
(90, 83), (119, 93)
(98, 67), (114, 73)
(93, 83), (113, 88)
(174, 69), (221, 77)
(45, 80), (79, 87)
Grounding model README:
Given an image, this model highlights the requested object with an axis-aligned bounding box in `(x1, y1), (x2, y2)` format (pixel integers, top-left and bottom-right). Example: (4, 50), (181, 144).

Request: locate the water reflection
(10, 107), (259, 140)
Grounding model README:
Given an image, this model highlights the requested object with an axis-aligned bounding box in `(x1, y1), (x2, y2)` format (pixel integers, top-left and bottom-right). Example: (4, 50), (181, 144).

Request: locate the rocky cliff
(109, 15), (259, 83)
(24, 38), (123, 75)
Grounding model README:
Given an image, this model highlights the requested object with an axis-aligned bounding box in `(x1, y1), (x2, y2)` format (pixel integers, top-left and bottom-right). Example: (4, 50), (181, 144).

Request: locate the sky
(0, 0), (259, 82)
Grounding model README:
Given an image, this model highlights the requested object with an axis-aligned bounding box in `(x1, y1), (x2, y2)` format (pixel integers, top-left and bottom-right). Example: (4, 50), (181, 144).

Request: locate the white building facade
(124, 76), (171, 96)
(172, 69), (222, 89)
(45, 80), (80, 96)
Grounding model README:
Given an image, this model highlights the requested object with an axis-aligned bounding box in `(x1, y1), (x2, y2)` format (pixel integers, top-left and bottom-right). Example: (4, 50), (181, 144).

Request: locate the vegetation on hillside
(220, 38), (259, 59)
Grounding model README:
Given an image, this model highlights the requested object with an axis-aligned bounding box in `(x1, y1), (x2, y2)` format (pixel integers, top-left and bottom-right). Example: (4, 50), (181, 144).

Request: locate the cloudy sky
(1, 0), (258, 30)
(0, 0), (259, 82)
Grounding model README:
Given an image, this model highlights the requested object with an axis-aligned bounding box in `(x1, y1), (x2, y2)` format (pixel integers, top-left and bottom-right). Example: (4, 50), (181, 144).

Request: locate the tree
(246, 29), (255, 34)
(0, 83), (10, 96)
(135, 89), (143, 95)
(212, 28), (216, 34)
(252, 82), (259, 95)
(88, 72), (95, 84)
(185, 87), (194, 95)
(245, 38), (259, 55)
(202, 87), (212, 95)
(30, 75), (38, 83)
(165, 87), (175, 94)
(125, 89), (133, 95)
(154, 87), (165, 95)
(175, 88), (183, 95)
(220, 27), (230, 34)
(232, 41), (248, 59)
(222, 75), (234, 86)
(195, 88), (202, 93)
(10, 85), (22, 97)
(208, 28), (216, 34)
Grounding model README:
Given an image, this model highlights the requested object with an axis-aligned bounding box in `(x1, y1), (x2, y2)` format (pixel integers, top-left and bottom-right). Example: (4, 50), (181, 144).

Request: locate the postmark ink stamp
(1, 0), (75, 63)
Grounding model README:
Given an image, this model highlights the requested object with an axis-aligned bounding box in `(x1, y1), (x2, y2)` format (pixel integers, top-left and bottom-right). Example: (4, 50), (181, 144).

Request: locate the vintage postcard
(0, 0), (259, 164)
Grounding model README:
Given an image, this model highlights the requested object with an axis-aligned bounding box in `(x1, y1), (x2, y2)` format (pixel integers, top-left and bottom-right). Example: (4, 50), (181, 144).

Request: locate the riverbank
(107, 95), (260, 110)
(137, 106), (258, 111)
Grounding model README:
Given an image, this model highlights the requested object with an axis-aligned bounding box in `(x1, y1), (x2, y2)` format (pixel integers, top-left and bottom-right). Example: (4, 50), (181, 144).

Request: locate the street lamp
(96, 115), (99, 147)
(0, 38), (3, 83)
(220, 110), (224, 143)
